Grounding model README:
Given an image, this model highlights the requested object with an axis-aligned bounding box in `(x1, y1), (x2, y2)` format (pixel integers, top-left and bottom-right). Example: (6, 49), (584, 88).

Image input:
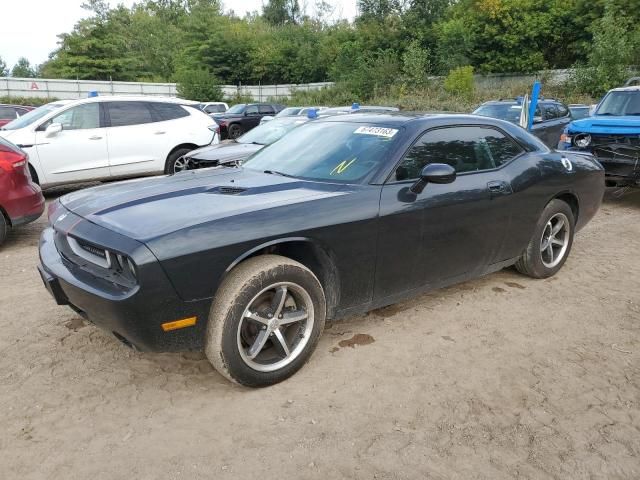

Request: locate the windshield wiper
(263, 169), (295, 178)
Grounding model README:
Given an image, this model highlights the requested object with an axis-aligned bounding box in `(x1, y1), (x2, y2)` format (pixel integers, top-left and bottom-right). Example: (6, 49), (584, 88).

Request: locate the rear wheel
(515, 199), (575, 279)
(0, 214), (8, 247)
(227, 123), (243, 139)
(205, 255), (326, 387)
(164, 148), (194, 174)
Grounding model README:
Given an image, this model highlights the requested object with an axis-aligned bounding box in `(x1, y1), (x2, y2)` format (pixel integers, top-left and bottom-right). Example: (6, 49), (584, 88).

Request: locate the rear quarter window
(149, 103), (190, 121)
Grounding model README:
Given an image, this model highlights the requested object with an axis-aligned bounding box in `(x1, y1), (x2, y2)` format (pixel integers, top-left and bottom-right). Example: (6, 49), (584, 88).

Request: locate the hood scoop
(207, 185), (248, 195)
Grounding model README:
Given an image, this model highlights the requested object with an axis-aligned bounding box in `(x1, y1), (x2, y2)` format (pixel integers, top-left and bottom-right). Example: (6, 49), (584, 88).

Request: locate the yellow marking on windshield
(330, 158), (356, 175)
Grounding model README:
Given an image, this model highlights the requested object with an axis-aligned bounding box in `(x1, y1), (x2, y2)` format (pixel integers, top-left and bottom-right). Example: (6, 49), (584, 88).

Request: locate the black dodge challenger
(39, 114), (604, 387)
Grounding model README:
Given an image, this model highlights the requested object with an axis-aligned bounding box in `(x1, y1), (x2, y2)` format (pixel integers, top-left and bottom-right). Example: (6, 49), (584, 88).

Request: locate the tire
(0, 213), (7, 247)
(205, 254), (326, 387)
(515, 199), (575, 279)
(164, 148), (194, 174)
(227, 123), (243, 140)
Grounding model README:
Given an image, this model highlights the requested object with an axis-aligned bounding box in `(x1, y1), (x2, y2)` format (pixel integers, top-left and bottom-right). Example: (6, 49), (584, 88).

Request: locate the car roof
(52, 95), (198, 106)
(609, 85), (640, 92)
(480, 98), (561, 106)
(318, 112), (508, 128)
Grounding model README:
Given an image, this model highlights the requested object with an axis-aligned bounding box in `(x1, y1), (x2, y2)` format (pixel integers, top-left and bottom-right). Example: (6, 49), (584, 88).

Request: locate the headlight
(573, 133), (591, 148)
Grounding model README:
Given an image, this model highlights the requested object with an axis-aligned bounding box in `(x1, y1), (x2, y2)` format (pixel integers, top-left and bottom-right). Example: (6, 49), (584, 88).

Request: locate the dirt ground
(0, 187), (638, 480)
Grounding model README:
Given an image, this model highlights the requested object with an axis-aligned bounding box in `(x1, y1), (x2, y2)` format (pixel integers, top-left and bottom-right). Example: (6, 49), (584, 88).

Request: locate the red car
(0, 104), (35, 128)
(0, 136), (45, 246)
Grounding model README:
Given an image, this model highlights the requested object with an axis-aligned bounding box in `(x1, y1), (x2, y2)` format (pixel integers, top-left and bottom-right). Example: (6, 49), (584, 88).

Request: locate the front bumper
(38, 225), (212, 352)
(562, 137), (640, 185)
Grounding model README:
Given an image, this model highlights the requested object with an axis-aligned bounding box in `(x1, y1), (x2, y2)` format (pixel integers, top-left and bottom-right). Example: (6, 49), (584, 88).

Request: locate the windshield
(569, 106), (590, 120)
(276, 107), (303, 117)
(226, 104), (246, 114)
(2, 103), (65, 130)
(473, 104), (523, 124)
(238, 118), (306, 145)
(595, 91), (640, 116)
(243, 121), (399, 183)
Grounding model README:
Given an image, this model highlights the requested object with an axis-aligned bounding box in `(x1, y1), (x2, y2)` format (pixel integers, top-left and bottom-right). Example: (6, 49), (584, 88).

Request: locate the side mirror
(45, 123), (63, 137)
(410, 163), (456, 194)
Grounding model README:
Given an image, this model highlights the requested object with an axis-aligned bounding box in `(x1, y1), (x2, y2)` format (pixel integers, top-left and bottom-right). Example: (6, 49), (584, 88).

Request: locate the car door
(374, 125), (523, 301)
(34, 102), (110, 185)
(105, 101), (169, 177)
(243, 104), (262, 129)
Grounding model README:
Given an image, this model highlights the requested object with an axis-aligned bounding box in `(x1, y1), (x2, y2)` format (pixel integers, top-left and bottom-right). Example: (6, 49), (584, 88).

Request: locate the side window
(246, 105), (259, 115)
(259, 105), (275, 114)
(557, 103), (569, 117)
(15, 107), (29, 117)
(148, 102), (189, 121)
(50, 103), (100, 130)
(0, 106), (16, 118)
(542, 104), (558, 121)
(205, 104), (225, 113)
(395, 126), (523, 181)
(107, 102), (154, 127)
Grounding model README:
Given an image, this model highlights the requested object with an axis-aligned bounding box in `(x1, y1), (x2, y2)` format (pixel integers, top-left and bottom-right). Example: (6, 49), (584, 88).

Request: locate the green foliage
(11, 57), (36, 78)
(0, 96), (58, 107)
(0, 56), (8, 77)
(402, 40), (431, 87)
(262, 0), (301, 25)
(175, 69), (223, 101)
(19, 0), (640, 104)
(571, 5), (640, 96)
(444, 66), (474, 97)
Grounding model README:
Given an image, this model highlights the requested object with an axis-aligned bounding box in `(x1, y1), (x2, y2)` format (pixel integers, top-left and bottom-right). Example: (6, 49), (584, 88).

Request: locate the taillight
(0, 143), (27, 172)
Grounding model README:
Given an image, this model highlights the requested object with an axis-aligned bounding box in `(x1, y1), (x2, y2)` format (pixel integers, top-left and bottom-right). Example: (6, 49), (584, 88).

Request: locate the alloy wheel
(172, 156), (189, 173)
(540, 213), (570, 268)
(237, 282), (314, 372)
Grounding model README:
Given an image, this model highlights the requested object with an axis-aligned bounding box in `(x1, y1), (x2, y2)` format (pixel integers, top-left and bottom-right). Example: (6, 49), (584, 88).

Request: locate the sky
(0, 0), (357, 71)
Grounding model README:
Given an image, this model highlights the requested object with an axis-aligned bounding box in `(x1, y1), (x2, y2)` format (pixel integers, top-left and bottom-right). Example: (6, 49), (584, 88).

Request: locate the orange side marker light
(162, 317), (197, 332)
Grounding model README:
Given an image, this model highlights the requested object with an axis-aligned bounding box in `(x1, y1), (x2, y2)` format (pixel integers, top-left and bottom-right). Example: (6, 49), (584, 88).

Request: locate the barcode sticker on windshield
(354, 126), (398, 138)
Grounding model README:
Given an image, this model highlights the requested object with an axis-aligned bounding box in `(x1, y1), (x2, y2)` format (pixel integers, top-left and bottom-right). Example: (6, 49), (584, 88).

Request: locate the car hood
(569, 116), (640, 134)
(184, 142), (263, 164)
(59, 168), (346, 241)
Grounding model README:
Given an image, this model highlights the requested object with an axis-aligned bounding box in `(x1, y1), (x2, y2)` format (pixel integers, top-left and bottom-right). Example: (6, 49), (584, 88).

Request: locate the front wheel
(205, 255), (326, 387)
(164, 148), (194, 174)
(515, 199), (575, 279)
(227, 123), (243, 139)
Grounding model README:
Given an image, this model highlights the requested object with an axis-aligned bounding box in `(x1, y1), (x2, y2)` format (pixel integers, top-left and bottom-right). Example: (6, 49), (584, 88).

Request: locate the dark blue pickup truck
(559, 84), (640, 187)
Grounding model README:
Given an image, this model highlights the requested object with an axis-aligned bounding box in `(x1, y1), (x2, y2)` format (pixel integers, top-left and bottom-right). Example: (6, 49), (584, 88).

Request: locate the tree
(402, 40), (431, 86)
(572, 5), (639, 96)
(263, 0), (301, 25)
(11, 57), (36, 77)
(0, 56), (8, 76)
(175, 68), (223, 101)
(357, 0), (403, 21)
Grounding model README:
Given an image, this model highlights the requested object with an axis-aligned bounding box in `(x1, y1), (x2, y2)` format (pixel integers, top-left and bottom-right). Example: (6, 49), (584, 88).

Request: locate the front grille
(585, 135), (640, 165)
(77, 240), (108, 259)
(591, 134), (640, 147)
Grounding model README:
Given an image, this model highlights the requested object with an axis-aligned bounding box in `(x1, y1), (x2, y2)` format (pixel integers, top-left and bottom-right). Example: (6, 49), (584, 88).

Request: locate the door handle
(154, 131), (166, 135)
(487, 180), (511, 195)
(88, 135), (103, 140)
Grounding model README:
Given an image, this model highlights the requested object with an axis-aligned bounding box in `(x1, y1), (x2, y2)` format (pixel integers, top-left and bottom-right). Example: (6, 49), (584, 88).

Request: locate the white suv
(0, 96), (218, 188)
